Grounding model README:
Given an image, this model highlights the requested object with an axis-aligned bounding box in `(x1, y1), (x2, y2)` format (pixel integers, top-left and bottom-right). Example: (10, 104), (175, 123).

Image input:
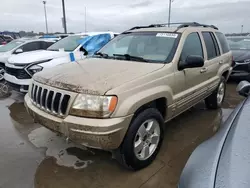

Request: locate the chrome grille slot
(30, 83), (72, 117)
(37, 87), (42, 106)
(33, 85), (38, 104)
(61, 95), (70, 115)
(54, 93), (62, 113)
(47, 91), (54, 111)
(41, 89), (48, 108)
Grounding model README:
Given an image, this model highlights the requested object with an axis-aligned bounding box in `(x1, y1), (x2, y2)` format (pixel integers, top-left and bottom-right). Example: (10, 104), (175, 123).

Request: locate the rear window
(215, 32), (230, 54)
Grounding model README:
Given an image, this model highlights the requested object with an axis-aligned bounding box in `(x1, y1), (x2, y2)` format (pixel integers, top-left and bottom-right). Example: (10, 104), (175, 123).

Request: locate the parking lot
(0, 81), (243, 188)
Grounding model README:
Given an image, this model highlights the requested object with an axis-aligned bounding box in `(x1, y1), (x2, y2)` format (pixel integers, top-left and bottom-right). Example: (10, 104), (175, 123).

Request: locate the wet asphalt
(0, 81), (245, 188)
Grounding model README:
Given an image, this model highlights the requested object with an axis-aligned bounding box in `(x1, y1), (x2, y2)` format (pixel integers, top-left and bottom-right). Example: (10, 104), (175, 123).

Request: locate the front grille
(30, 83), (71, 116)
(5, 67), (31, 79)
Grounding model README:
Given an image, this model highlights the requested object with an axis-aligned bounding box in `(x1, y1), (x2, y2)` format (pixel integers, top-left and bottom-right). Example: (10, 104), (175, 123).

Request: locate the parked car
(0, 32), (21, 39)
(0, 35), (13, 45)
(0, 39), (55, 82)
(179, 80), (250, 188)
(4, 32), (118, 92)
(227, 36), (250, 79)
(24, 22), (232, 170)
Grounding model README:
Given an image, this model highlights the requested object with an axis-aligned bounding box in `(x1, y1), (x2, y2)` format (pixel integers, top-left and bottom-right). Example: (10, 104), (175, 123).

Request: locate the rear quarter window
(215, 32), (230, 54)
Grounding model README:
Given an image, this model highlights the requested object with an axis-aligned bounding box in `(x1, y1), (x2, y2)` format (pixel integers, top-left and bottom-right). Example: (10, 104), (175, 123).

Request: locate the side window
(181, 32), (203, 61)
(215, 32), (230, 54)
(210, 33), (220, 56)
(41, 41), (54, 49)
(22, 42), (42, 52)
(202, 32), (218, 60)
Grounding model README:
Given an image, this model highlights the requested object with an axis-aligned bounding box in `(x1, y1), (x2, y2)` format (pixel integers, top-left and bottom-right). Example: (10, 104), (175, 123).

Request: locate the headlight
(27, 65), (43, 75)
(70, 94), (118, 118)
(25, 59), (52, 76)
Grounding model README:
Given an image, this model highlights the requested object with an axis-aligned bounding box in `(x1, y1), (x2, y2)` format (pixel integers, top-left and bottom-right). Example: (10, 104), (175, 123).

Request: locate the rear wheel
(115, 108), (164, 170)
(205, 77), (226, 109)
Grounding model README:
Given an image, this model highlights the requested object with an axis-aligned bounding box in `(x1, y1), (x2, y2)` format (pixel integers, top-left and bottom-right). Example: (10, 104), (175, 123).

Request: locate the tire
(115, 108), (164, 170)
(0, 64), (5, 82)
(205, 77), (226, 109)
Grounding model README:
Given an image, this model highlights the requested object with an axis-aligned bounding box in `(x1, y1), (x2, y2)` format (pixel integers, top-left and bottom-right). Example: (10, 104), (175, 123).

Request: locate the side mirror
(237, 81), (250, 97)
(179, 55), (204, 70)
(79, 46), (88, 56)
(15, 48), (23, 54)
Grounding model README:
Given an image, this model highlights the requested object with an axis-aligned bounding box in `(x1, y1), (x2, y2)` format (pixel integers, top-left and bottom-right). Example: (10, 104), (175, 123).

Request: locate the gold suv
(25, 22), (233, 170)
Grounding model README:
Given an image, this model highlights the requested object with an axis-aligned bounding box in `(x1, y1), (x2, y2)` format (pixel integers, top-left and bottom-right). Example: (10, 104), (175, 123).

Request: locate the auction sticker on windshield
(156, 33), (178, 38)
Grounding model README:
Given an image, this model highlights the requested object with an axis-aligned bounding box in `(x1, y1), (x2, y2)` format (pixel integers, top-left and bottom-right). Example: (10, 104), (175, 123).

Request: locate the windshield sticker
(156, 33), (178, 38)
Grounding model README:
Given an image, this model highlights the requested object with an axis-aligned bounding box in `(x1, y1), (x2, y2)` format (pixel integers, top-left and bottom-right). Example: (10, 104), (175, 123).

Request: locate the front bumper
(25, 94), (133, 150)
(231, 61), (250, 76)
(4, 73), (30, 92)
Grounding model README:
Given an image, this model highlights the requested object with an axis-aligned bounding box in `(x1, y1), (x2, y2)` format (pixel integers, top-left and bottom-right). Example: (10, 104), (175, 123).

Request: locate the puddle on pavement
(28, 127), (94, 170)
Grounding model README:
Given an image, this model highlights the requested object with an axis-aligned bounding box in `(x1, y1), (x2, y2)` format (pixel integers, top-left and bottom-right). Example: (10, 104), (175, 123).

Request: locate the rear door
(201, 32), (222, 92)
(215, 32), (232, 72)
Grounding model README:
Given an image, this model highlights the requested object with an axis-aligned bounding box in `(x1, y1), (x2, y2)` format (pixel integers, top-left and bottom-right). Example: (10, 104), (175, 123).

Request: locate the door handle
(200, 67), (208, 73)
(219, 60), (224, 64)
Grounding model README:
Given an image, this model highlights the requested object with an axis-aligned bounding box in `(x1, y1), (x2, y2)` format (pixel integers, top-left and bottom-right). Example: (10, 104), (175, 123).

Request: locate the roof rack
(124, 22), (218, 33)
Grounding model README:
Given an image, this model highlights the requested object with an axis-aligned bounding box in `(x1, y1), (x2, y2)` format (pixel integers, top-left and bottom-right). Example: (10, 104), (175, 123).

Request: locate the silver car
(179, 81), (250, 188)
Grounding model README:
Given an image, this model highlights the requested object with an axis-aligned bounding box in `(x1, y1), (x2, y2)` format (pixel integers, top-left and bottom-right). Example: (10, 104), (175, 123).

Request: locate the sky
(0, 0), (249, 34)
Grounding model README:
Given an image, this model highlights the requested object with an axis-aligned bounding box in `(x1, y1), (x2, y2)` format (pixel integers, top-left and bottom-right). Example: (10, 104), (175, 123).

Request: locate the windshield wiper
(94, 52), (109, 58)
(113, 54), (148, 62)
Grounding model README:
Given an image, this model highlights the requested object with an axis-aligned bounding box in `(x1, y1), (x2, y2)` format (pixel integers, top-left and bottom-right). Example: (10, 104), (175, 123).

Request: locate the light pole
(62, 0), (67, 33)
(85, 7), (87, 33)
(168, 0), (174, 27)
(42, 1), (48, 34)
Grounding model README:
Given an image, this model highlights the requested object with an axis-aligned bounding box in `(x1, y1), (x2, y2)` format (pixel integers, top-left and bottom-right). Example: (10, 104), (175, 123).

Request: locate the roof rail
(123, 22), (218, 33)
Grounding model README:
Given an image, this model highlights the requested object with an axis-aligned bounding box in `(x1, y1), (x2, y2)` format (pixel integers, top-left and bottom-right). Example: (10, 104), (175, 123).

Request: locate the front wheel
(205, 77), (226, 109)
(115, 108), (164, 170)
(0, 64), (5, 82)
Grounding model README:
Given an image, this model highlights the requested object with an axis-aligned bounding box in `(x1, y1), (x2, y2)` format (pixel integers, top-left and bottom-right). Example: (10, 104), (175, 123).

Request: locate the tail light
(1, 41), (7, 45)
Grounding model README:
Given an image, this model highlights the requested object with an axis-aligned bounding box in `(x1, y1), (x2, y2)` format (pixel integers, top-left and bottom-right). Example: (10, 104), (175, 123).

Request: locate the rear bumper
(25, 94), (133, 150)
(4, 73), (30, 92)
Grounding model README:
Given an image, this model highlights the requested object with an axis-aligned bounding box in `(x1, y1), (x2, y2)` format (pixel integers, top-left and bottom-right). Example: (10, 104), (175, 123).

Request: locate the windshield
(47, 35), (87, 52)
(227, 37), (250, 50)
(0, 40), (24, 52)
(98, 32), (179, 63)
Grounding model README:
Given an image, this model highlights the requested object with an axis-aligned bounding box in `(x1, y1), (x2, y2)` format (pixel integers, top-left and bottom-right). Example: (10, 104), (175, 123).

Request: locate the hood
(33, 58), (164, 95)
(215, 97), (250, 188)
(8, 50), (68, 65)
(232, 50), (250, 62)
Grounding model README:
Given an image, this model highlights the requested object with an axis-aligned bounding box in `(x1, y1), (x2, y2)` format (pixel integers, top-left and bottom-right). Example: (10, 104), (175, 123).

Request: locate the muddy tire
(0, 64), (5, 82)
(114, 108), (164, 170)
(205, 77), (226, 109)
